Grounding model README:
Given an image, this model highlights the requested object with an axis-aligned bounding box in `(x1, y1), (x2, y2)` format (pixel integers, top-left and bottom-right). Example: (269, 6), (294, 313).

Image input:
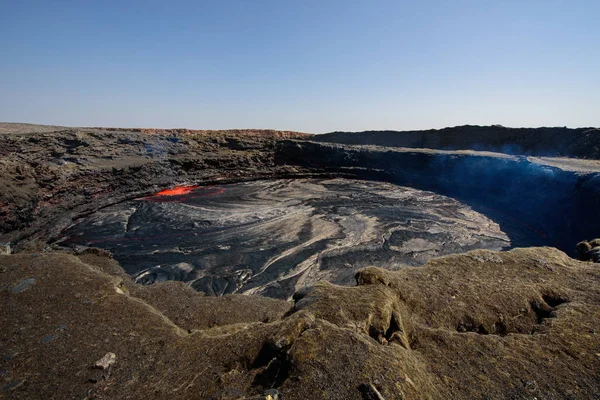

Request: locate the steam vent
(1, 123), (600, 399)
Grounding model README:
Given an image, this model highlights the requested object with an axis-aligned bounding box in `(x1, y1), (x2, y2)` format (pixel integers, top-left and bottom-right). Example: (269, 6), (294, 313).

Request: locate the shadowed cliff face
(314, 125), (600, 158)
(275, 141), (600, 256)
(0, 126), (313, 250)
(60, 179), (510, 299)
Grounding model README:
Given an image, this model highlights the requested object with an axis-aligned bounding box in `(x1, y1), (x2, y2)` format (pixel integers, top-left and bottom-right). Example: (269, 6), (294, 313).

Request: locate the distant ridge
(314, 125), (600, 159)
(0, 122), (312, 139)
(0, 122), (67, 134)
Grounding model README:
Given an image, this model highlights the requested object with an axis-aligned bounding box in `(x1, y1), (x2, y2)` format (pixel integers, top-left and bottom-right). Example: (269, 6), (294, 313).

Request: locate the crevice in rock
(250, 343), (292, 390)
(369, 325), (383, 343)
(369, 312), (409, 347)
(491, 320), (508, 336)
(384, 313), (401, 341)
(456, 292), (570, 336)
(530, 300), (554, 324)
(456, 316), (489, 335)
(531, 293), (568, 325)
(358, 382), (386, 400)
(542, 293), (569, 308)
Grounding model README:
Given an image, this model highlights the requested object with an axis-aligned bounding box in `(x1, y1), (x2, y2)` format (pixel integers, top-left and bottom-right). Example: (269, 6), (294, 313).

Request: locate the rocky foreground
(1, 247), (599, 399)
(1, 124), (600, 399)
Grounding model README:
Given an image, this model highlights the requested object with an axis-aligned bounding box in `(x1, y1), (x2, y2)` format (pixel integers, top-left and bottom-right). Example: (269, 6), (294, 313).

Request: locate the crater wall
(276, 140), (600, 256)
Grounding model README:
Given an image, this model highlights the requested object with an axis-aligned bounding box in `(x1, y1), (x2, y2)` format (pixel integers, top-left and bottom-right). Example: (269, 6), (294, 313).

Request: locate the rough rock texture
(1, 248), (599, 399)
(276, 140), (600, 256)
(577, 238), (600, 263)
(2, 124), (599, 257)
(1, 123), (600, 399)
(0, 125), (312, 250)
(60, 178), (511, 300)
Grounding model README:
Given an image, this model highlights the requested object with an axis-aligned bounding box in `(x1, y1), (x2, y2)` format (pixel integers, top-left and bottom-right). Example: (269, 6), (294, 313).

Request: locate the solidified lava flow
(60, 178), (530, 299)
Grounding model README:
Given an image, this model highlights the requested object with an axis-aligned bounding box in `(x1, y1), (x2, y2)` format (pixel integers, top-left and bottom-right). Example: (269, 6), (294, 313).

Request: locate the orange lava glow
(153, 185), (198, 196)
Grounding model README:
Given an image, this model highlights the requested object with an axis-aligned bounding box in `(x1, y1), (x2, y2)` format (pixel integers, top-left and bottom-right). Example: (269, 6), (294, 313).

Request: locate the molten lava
(136, 185), (226, 202)
(153, 185), (199, 196)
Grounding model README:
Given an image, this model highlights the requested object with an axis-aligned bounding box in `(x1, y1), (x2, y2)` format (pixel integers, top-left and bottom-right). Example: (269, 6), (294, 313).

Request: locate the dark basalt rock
(275, 140), (600, 257)
(577, 238), (600, 262)
(59, 179), (511, 299)
(313, 125), (600, 159)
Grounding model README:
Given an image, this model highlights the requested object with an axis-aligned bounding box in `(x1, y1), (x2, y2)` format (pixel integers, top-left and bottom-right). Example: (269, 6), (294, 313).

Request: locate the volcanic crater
(1, 123), (600, 400)
(60, 178), (512, 299)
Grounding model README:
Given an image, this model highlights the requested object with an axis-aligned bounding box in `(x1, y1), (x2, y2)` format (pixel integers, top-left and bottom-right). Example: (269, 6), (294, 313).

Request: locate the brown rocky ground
(1, 247), (599, 399)
(1, 123), (600, 399)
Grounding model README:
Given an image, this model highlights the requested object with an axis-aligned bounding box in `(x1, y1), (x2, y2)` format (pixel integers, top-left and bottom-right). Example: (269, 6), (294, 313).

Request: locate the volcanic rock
(313, 125), (600, 159)
(59, 178), (511, 299)
(93, 352), (117, 370)
(0, 244), (10, 255)
(0, 248), (598, 399)
(1, 123), (600, 399)
(577, 238), (600, 262)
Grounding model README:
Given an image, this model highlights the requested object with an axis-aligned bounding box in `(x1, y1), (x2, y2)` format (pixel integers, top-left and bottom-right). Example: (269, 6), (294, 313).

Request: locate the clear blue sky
(1, 0), (598, 133)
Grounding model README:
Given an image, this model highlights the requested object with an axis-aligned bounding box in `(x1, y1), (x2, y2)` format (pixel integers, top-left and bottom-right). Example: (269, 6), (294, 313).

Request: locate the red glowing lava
(135, 185), (226, 202)
(153, 185), (198, 196)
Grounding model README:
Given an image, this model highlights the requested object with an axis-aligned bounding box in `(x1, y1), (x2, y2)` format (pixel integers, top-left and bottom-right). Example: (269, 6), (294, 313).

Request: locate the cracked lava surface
(60, 178), (515, 299)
